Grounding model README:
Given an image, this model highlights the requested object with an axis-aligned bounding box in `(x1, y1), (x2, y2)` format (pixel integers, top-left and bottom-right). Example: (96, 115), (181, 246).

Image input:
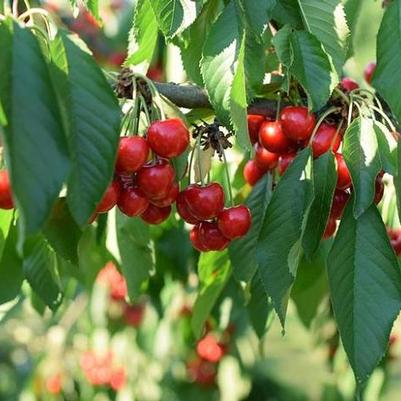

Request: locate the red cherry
(117, 187), (149, 217)
(312, 123), (342, 158)
(176, 191), (199, 224)
(243, 160), (264, 186)
(323, 218), (337, 239)
(147, 118), (189, 158)
(330, 190), (350, 220)
(196, 334), (224, 363)
(190, 224), (209, 252)
(115, 136), (149, 173)
(341, 77), (359, 92)
(364, 62), (376, 85)
(247, 114), (265, 144)
(0, 170), (14, 209)
(374, 176), (384, 205)
(277, 153), (296, 176)
(96, 181), (120, 213)
(186, 358), (217, 386)
(137, 160), (175, 200)
(184, 183), (225, 221)
(254, 142), (279, 171)
(150, 181), (179, 207)
(117, 172), (136, 190)
(198, 221), (230, 251)
(280, 106), (316, 141)
(335, 153), (352, 190)
(390, 230), (401, 256)
(123, 304), (144, 327)
(140, 204), (171, 225)
(218, 205), (252, 239)
(259, 120), (292, 153)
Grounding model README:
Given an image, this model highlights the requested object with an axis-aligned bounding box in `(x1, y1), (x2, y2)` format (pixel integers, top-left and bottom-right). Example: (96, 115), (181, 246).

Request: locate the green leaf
(229, 175), (272, 283)
(372, 0), (401, 125)
(43, 198), (82, 264)
(291, 241), (329, 328)
(241, 0), (277, 37)
(328, 202), (401, 383)
(23, 236), (63, 311)
(342, 117), (381, 218)
(49, 32), (120, 226)
(192, 250), (231, 338)
(85, 0), (100, 22)
(302, 151), (337, 257)
(343, 0), (362, 58)
(125, 0), (158, 71)
(374, 122), (397, 176)
(256, 147), (313, 327)
(395, 140), (401, 225)
(297, 0), (349, 76)
(272, 25), (293, 68)
(289, 30), (333, 110)
(272, 0), (304, 28)
(116, 212), (154, 300)
(0, 20), (70, 243)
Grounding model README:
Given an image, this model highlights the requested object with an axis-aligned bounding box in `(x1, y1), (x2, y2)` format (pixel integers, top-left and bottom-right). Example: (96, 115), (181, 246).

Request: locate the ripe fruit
(280, 106), (316, 141)
(196, 335), (224, 363)
(0, 170), (14, 209)
(389, 228), (401, 256)
(218, 205), (252, 240)
(374, 176), (384, 204)
(184, 183), (225, 221)
(254, 142), (279, 171)
(341, 77), (359, 92)
(312, 123), (342, 158)
(137, 160), (175, 200)
(140, 204), (171, 224)
(115, 136), (149, 173)
(335, 153), (352, 190)
(198, 221), (230, 251)
(186, 358), (217, 386)
(323, 218), (337, 239)
(150, 182), (179, 207)
(247, 114), (265, 144)
(96, 181), (120, 213)
(330, 190), (350, 220)
(259, 120), (292, 153)
(190, 225), (209, 252)
(277, 153), (296, 176)
(147, 118), (189, 158)
(364, 62), (376, 85)
(243, 160), (264, 186)
(176, 192), (199, 224)
(117, 187), (149, 217)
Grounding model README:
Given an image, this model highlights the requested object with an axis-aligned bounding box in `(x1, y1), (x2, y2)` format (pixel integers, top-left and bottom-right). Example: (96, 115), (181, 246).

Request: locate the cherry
(389, 228), (401, 256)
(335, 153), (352, 190)
(198, 221), (230, 251)
(254, 142), (279, 171)
(374, 176), (384, 204)
(186, 358), (217, 386)
(341, 77), (359, 92)
(196, 334), (224, 363)
(140, 204), (171, 224)
(243, 160), (264, 186)
(150, 181), (179, 207)
(176, 191), (199, 224)
(0, 170), (14, 209)
(147, 118), (189, 158)
(184, 183), (225, 221)
(218, 205), (252, 240)
(280, 106), (316, 141)
(259, 120), (292, 153)
(190, 224), (209, 252)
(247, 114), (265, 144)
(277, 153), (296, 176)
(330, 189), (350, 220)
(117, 187), (149, 217)
(312, 123), (342, 158)
(364, 62), (376, 85)
(115, 136), (149, 173)
(96, 181), (120, 213)
(137, 160), (175, 200)
(323, 218), (337, 239)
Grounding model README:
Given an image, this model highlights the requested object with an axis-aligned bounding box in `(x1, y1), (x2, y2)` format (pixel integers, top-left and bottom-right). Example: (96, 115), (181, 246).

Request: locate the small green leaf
(328, 201), (401, 383)
(374, 121), (397, 176)
(272, 0), (304, 28)
(343, 0), (362, 58)
(241, 0), (277, 36)
(272, 25), (293, 68)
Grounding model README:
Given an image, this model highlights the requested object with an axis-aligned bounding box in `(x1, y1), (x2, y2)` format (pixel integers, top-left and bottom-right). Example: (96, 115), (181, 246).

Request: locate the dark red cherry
(243, 160), (264, 186)
(312, 123), (342, 158)
(184, 183), (225, 221)
(140, 204), (171, 224)
(247, 114), (265, 144)
(147, 118), (189, 158)
(341, 77), (359, 92)
(115, 136), (149, 173)
(335, 153), (352, 190)
(96, 181), (120, 213)
(323, 218), (337, 239)
(277, 153), (296, 176)
(218, 205), (251, 239)
(330, 190), (350, 220)
(117, 187), (149, 217)
(254, 142), (279, 171)
(364, 62), (376, 85)
(259, 120), (292, 153)
(150, 181), (179, 207)
(176, 191), (199, 224)
(280, 106), (316, 141)
(374, 176), (384, 205)
(137, 160), (175, 200)
(198, 221), (230, 251)
(0, 170), (14, 209)
(190, 224), (209, 252)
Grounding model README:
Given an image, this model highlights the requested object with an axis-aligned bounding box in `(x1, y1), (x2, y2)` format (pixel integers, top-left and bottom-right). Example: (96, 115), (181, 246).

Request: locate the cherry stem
(275, 93), (282, 120)
(369, 105), (397, 132)
(334, 87), (350, 105)
(222, 149), (234, 207)
(131, 81), (140, 134)
(308, 106), (341, 146)
(196, 135), (205, 186)
(187, 144), (195, 185)
(347, 98), (354, 127)
(138, 94), (151, 125)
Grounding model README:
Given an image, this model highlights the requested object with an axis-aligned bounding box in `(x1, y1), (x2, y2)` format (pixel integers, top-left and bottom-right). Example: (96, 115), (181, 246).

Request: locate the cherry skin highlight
(280, 106), (316, 142)
(259, 120), (292, 154)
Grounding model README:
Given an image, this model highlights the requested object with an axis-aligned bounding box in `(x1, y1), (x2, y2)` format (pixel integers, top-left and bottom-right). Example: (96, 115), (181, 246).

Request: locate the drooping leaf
(241, 0), (277, 37)
(272, 25), (293, 68)
(342, 117), (381, 218)
(256, 147), (313, 326)
(0, 20), (70, 243)
(328, 202), (401, 383)
(49, 32), (120, 226)
(374, 122), (397, 177)
(272, 0), (304, 28)
(343, 0), (362, 58)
